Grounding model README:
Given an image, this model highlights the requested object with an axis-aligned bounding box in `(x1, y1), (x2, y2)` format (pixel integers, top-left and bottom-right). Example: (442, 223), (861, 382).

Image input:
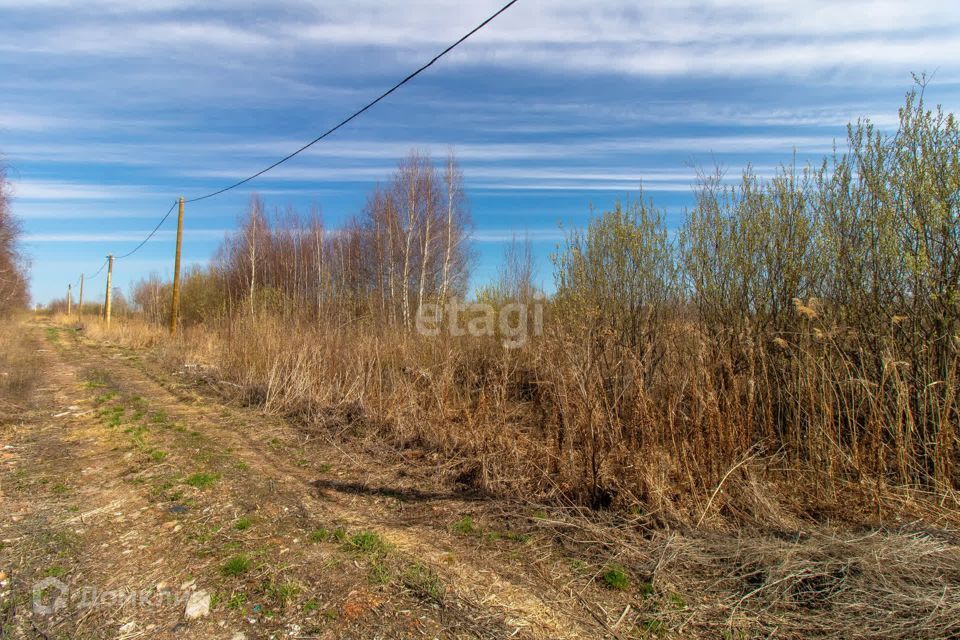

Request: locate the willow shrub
(547, 85), (959, 506)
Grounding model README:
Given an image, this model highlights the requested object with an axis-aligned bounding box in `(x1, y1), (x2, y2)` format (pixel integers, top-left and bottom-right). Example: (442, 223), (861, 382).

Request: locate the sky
(2, 0), (960, 304)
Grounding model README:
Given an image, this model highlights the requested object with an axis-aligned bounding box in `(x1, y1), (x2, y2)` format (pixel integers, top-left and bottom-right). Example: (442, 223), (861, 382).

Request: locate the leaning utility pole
(169, 196), (185, 335)
(66, 283), (72, 316)
(104, 254), (114, 327)
(78, 274), (84, 320)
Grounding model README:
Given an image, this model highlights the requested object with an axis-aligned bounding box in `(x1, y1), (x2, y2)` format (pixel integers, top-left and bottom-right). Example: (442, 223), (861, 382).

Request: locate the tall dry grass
(74, 303), (958, 529)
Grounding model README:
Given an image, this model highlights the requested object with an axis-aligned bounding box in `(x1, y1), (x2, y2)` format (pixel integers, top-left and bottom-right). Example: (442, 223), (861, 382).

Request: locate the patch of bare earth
(3, 318), (960, 639)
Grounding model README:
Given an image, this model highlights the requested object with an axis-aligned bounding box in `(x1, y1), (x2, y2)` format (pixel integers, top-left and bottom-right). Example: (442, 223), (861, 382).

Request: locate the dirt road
(0, 320), (634, 639)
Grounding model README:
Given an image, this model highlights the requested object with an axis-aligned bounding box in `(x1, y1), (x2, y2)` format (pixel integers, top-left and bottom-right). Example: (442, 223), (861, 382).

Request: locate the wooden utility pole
(78, 274), (84, 320)
(66, 284), (72, 316)
(104, 254), (114, 327)
(169, 196), (185, 335)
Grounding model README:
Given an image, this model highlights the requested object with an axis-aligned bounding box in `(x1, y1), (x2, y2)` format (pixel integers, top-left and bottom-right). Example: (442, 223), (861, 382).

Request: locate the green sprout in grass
(221, 554), (251, 577)
(451, 515), (479, 536)
(185, 472), (219, 489)
(601, 564), (630, 591)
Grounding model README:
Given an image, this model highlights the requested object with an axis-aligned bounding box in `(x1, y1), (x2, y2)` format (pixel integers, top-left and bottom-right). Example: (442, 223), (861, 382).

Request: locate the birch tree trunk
(440, 154), (458, 305)
(417, 204), (432, 317)
(401, 171), (418, 329)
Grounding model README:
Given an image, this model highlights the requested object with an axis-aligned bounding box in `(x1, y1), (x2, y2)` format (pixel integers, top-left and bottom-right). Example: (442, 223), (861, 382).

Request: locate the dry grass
(527, 510), (960, 639)
(0, 313), (42, 415)
(67, 311), (960, 536)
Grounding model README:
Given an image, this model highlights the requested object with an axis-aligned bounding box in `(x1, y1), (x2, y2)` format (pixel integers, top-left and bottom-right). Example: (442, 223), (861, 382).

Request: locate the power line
(77, 260), (107, 284)
(76, 199), (176, 279)
(114, 199), (179, 260)
(185, 0), (520, 203)
(85, 258), (108, 282)
(70, 1), (519, 284)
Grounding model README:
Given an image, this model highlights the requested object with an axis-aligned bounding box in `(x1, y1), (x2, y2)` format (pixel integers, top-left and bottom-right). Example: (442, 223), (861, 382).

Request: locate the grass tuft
(601, 564), (630, 591)
(185, 472), (219, 490)
(452, 516), (479, 536)
(220, 554), (251, 577)
(349, 531), (388, 554)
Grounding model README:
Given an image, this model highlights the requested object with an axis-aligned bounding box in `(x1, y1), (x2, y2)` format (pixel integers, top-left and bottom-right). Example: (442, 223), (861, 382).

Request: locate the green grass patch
(451, 515), (479, 536)
(221, 554), (251, 577)
(348, 531), (388, 555)
(234, 517), (252, 531)
(308, 528), (330, 543)
(92, 391), (117, 406)
(601, 564), (630, 591)
(309, 526), (348, 543)
(99, 405), (124, 427)
(185, 472), (219, 490)
(227, 592), (247, 610)
(125, 424), (148, 448)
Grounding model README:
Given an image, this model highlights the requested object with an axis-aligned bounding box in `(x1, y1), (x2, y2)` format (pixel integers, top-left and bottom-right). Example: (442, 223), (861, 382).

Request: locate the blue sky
(3, 0), (959, 304)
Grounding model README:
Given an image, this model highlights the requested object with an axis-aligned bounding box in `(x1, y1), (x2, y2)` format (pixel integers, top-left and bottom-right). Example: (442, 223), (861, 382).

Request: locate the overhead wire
(71, 0), (520, 280)
(113, 199), (179, 260)
(85, 258), (109, 281)
(184, 0), (520, 203)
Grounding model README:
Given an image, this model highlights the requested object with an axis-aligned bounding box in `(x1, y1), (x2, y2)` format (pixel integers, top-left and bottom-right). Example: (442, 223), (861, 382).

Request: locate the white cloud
(0, 113), (74, 132)
(24, 229), (227, 242)
(12, 202), (176, 220)
(2, 0), (957, 78)
(9, 180), (158, 201)
(473, 229), (567, 243)
(0, 21), (274, 56)
(176, 134), (837, 179)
